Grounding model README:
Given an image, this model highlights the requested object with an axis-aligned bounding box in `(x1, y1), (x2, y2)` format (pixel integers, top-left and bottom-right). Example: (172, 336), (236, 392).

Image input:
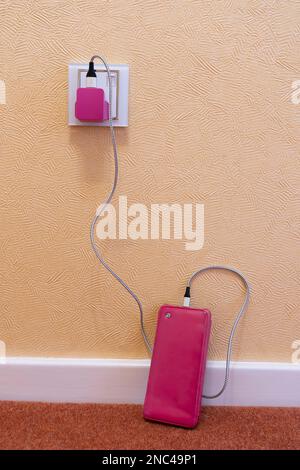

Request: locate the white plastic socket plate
(68, 63), (129, 127)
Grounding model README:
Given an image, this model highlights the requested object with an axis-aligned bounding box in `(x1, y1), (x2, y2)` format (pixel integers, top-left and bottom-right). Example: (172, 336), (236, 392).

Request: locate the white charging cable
(184, 265), (251, 399)
(89, 55), (152, 353)
(89, 55), (251, 398)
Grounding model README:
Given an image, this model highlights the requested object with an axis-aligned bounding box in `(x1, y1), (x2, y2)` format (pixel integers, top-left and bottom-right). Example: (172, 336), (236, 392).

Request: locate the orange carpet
(0, 402), (299, 450)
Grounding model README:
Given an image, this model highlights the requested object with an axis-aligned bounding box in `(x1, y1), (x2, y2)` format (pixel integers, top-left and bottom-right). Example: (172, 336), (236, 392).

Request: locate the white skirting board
(0, 358), (299, 407)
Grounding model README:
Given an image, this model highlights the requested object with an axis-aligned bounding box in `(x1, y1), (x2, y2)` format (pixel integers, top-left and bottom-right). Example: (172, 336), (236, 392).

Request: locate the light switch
(68, 63), (129, 127)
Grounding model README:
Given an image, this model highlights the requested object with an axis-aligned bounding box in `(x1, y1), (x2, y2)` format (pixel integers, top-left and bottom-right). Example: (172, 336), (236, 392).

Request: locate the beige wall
(0, 0), (299, 360)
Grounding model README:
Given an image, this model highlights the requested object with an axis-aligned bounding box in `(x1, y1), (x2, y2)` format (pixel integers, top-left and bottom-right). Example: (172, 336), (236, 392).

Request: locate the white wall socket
(68, 63), (129, 127)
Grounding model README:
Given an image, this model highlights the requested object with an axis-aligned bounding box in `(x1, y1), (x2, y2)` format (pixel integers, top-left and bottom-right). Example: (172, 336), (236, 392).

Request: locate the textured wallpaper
(0, 0), (299, 361)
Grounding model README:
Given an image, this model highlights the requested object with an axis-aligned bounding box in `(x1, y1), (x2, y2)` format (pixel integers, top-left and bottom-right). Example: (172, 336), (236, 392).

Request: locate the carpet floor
(0, 402), (299, 450)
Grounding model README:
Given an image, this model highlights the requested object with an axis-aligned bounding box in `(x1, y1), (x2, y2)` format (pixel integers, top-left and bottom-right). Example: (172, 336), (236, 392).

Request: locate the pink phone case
(143, 304), (211, 428)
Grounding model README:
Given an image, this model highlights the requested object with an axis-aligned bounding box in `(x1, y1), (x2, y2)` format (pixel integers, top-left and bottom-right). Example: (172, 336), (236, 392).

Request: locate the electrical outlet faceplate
(68, 63), (129, 127)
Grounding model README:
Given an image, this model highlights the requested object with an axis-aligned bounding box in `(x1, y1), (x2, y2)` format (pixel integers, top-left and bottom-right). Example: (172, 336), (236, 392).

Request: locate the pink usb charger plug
(75, 61), (109, 122)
